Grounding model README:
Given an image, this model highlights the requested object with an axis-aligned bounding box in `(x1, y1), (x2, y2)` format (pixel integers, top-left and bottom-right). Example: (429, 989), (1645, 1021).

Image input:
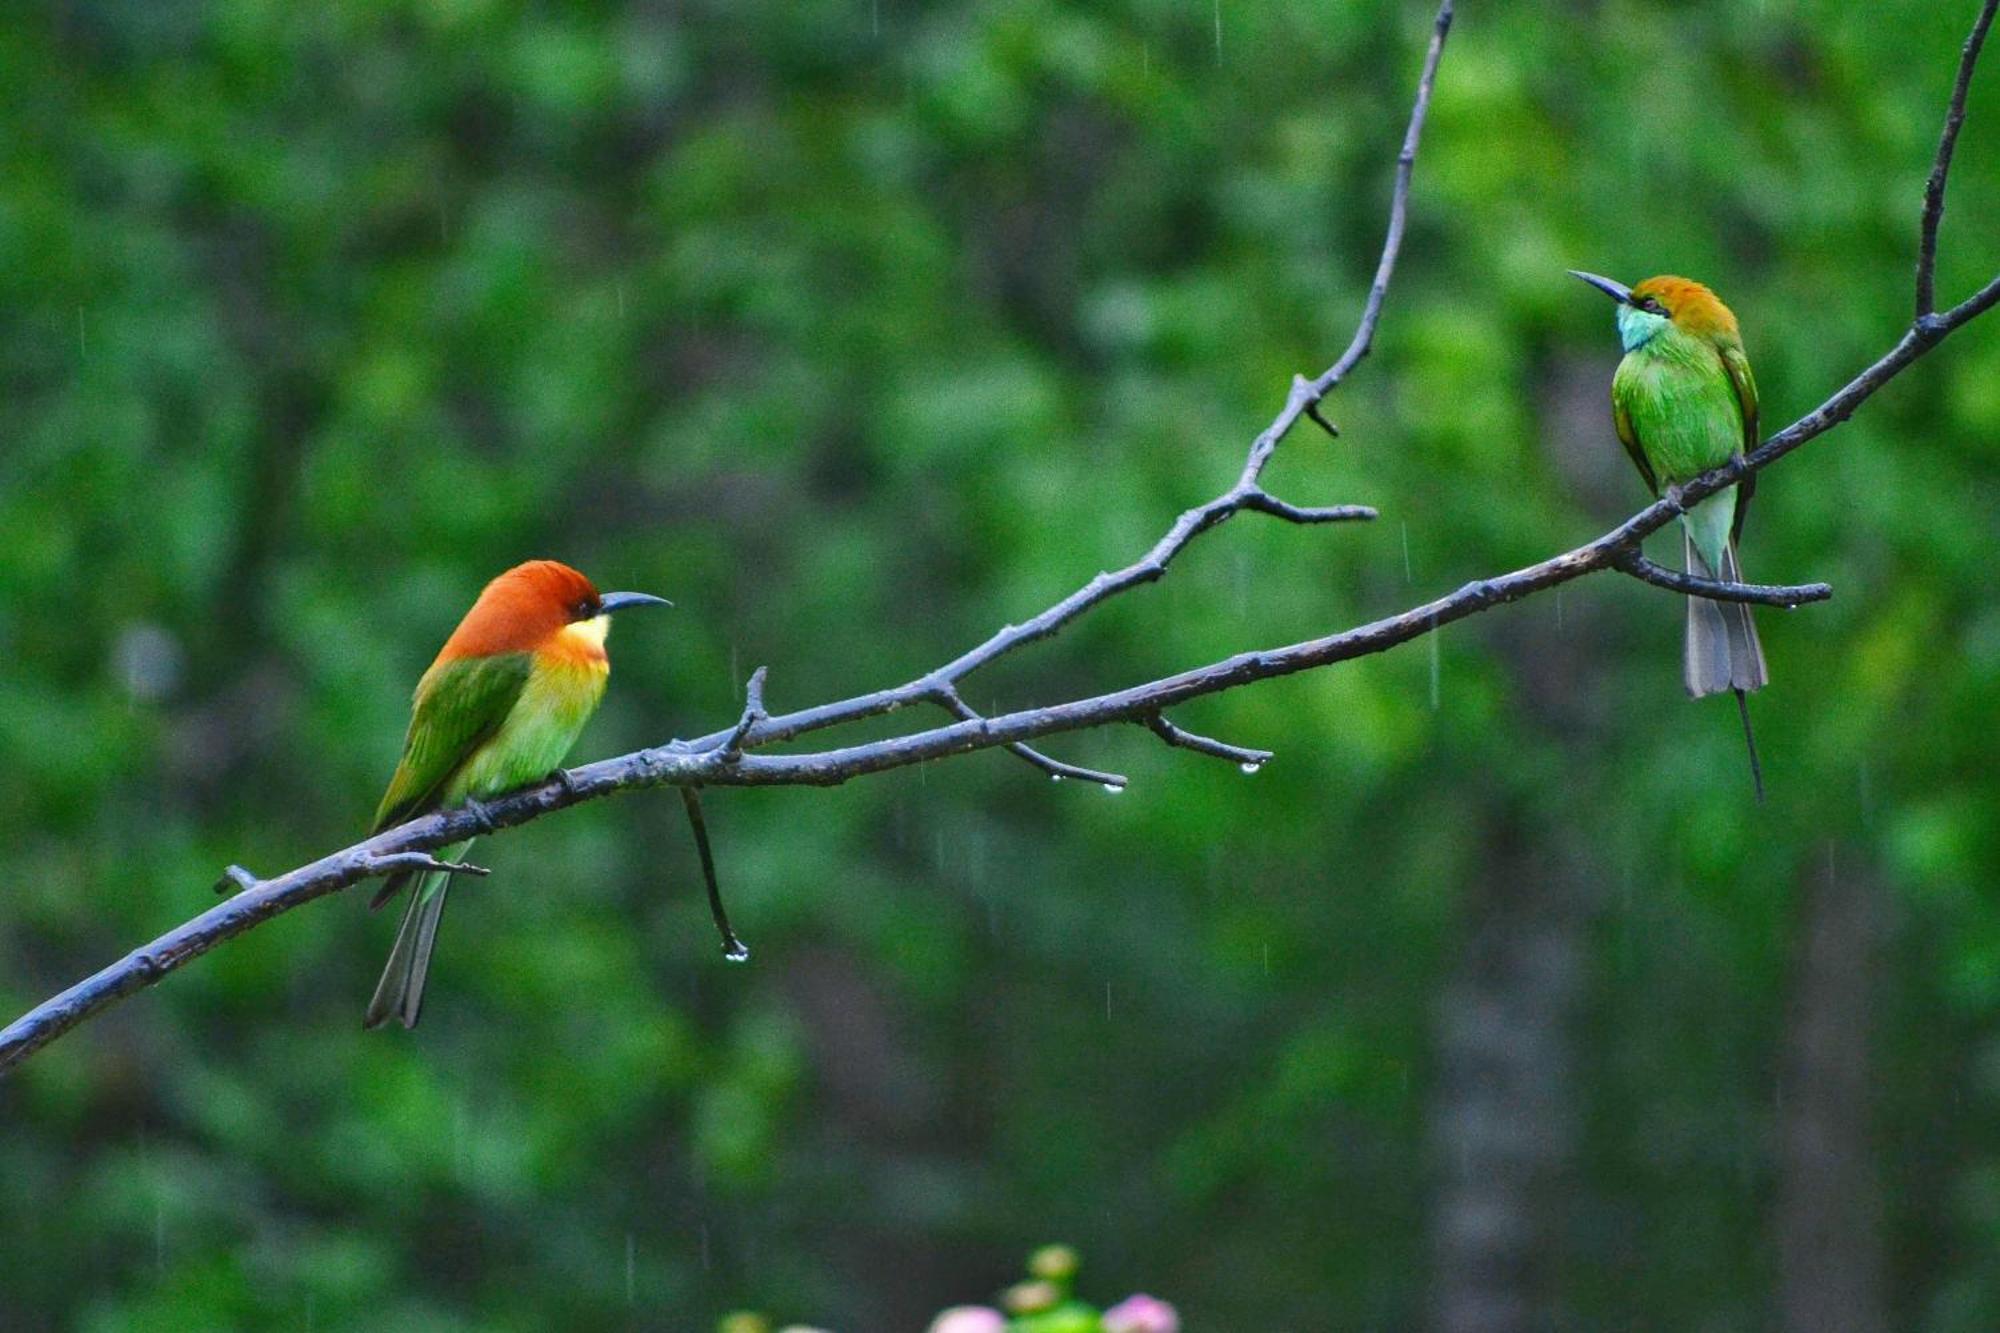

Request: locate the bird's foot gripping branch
(6, 0), (2000, 1074)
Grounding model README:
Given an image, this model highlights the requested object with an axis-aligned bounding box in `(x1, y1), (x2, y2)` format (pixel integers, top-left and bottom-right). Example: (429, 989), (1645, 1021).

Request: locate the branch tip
(1144, 714), (1274, 770)
(213, 864), (261, 896)
(1917, 0), (1999, 317)
(717, 666), (772, 763)
(1243, 491), (1377, 525)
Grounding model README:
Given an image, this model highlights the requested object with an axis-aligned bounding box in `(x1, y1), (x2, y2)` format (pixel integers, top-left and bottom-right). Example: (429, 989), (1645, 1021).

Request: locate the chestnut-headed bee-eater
(1570, 271), (1768, 799)
(363, 560), (668, 1029)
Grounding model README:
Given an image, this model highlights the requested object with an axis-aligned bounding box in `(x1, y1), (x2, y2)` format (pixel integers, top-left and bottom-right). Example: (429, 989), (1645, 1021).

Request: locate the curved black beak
(598, 591), (673, 614)
(1568, 270), (1635, 305)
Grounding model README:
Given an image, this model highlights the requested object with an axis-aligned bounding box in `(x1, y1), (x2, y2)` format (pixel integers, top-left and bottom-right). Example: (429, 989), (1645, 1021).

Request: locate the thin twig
(1144, 714), (1274, 769)
(1918, 0), (1999, 316)
(680, 788), (748, 962)
(932, 683), (1128, 788)
(1240, 492), (1377, 524)
(361, 851), (490, 878)
(1239, 0), (1455, 484)
(717, 666), (770, 762)
(1613, 550), (1833, 606)
(213, 864), (260, 896)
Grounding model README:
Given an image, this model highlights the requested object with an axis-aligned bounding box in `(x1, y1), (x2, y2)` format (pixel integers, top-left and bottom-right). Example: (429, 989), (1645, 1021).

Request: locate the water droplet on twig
(1239, 761), (1262, 775)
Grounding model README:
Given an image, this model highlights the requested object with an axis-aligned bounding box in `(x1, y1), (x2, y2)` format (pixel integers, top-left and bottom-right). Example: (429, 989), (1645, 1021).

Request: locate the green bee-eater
(363, 560), (669, 1029)
(1571, 271), (1768, 798)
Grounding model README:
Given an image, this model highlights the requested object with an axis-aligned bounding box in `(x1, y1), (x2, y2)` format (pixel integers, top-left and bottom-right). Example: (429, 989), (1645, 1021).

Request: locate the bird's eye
(1642, 297), (1667, 315)
(573, 597), (597, 619)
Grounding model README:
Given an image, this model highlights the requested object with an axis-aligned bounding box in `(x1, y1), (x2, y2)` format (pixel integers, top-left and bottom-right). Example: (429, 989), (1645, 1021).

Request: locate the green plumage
(372, 653), (536, 833)
(365, 647), (608, 1029)
(1609, 302), (1768, 701)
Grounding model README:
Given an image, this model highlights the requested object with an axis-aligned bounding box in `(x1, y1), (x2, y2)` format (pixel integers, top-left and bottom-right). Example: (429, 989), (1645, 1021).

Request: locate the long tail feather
(1735, 688), (1766, 805)
(1682, 530), (1769, 698)
(369, 870), (411, 912)
(363, 840), (469, 1029)
(1681, 525), (1771, 801)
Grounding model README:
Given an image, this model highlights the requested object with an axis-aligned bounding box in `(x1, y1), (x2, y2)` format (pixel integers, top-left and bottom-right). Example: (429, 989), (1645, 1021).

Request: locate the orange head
(1627, 275), (1739, 341)
(1569, 270), (1742, 350)
(433, 560), (670, 663)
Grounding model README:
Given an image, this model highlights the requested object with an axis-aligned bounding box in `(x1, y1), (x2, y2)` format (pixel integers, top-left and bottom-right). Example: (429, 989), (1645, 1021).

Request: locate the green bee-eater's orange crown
(1630, 275), (1740, 341)
(435, 560), (603, 663)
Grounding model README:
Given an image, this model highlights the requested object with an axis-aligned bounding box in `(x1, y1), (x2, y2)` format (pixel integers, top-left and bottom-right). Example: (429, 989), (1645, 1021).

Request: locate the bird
(1569, 270), (1768, 800)
(362, 559), (670, 1029)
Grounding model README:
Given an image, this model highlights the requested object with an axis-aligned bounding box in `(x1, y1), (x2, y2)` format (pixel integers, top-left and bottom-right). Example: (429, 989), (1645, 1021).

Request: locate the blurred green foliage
(2, 0), (1998, 1328)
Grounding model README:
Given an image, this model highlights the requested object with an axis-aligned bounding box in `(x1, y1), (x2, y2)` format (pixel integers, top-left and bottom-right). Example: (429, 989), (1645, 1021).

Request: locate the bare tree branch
(931, 682), (1128, 789)
(1144, 714), (1274, 770)
(1918, 0), (1999, 316)
(1613, 550), (1833, 607)
(7, 0), (1998, 1075)
(715, 666), (770, 763)
(1238, 491), (1377, 525)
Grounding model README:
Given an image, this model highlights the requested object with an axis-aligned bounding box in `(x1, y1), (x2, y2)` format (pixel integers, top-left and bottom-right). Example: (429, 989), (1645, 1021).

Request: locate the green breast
(442, 657), (608, 804)
(1612, 329), (1742, 484)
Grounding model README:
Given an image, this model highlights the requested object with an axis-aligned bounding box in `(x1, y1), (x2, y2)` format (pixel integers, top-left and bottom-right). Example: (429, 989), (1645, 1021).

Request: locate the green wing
(372, 652), (534, 832)
(1610, 376), (1658, 496)
(1716, 338), (1760, 542)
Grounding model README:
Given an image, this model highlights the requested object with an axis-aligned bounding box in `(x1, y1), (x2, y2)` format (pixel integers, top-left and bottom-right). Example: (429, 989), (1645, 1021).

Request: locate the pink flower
(926, 1307), (1008, 1333)
(1103, 1294), (1180, 1333)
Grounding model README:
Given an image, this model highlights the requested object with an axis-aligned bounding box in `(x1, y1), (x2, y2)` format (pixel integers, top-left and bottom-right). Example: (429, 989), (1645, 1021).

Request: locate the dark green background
(4, 0), (1997, 1328)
